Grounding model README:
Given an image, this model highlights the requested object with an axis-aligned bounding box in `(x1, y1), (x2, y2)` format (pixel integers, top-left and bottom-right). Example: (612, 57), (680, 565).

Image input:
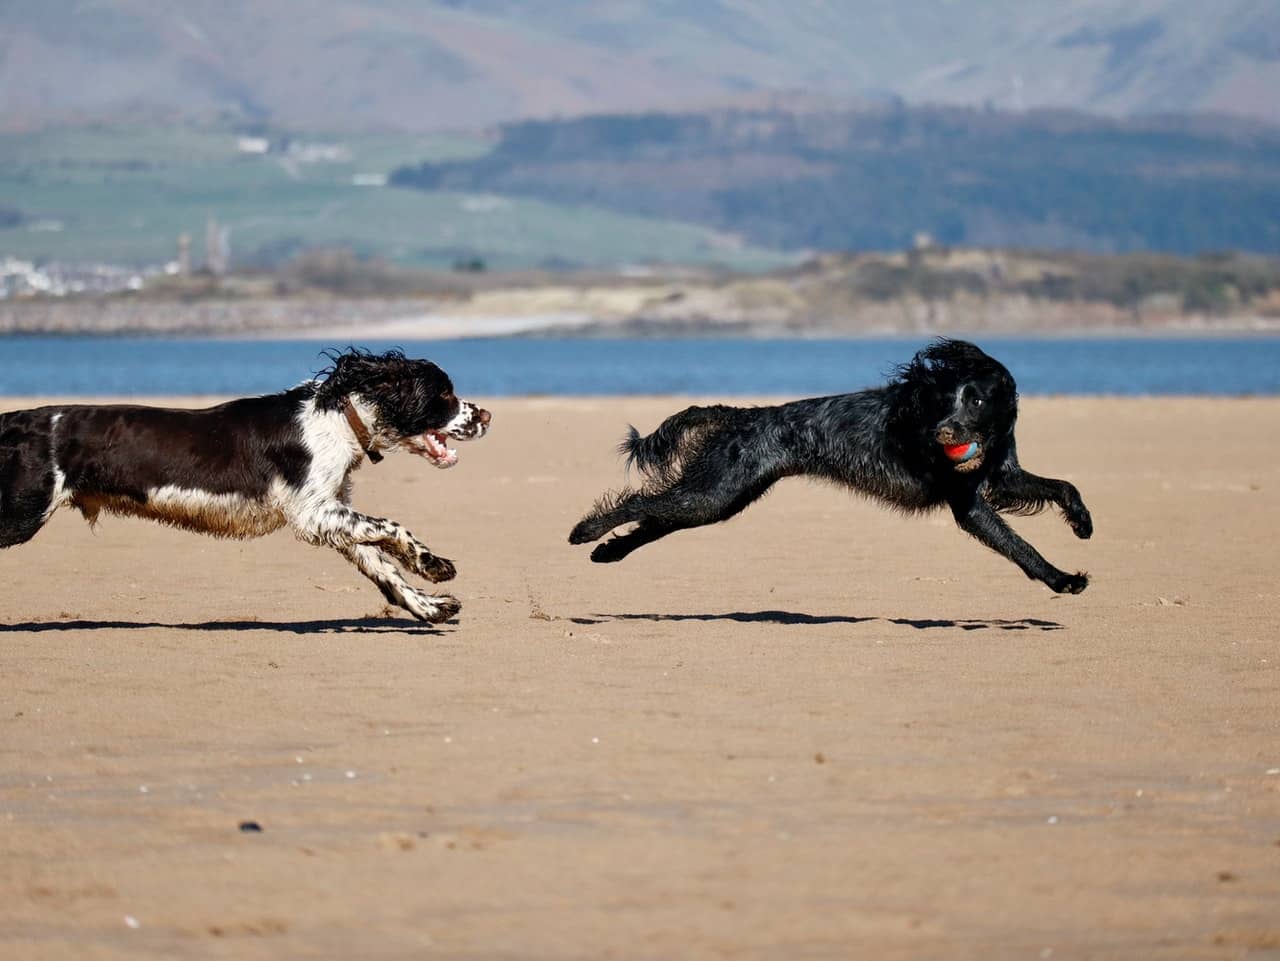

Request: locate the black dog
(569, 339), (1091, 593)
(0, 348), (490, 622)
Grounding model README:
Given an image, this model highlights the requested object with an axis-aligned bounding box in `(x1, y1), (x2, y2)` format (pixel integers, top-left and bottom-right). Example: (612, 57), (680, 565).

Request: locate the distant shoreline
(7, 247), (1280, 338)
(3, 298), (1280, 340)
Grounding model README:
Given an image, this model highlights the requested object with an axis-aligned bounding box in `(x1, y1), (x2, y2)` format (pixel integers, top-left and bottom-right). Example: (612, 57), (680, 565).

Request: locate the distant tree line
(836, 249), (1280, 315)
(391, 105), (1280, 256)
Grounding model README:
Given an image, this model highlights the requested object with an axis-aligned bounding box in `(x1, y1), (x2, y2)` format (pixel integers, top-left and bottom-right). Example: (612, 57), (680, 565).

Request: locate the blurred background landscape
(2, 0), (1279, 336)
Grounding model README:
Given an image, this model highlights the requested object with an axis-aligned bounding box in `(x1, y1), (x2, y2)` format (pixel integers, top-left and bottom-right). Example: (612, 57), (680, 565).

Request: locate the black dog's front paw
(420, 553), (457, 583)
(1066, 503), (1093, 539)
(1051, 571), (1089, 594)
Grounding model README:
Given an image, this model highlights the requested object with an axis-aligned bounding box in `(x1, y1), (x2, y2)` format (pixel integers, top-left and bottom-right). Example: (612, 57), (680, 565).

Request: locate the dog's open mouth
(404, 430), (458, 468)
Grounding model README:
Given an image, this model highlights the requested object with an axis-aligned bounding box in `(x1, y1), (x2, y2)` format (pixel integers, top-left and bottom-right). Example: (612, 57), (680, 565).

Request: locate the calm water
(1, 335), (1279, 397)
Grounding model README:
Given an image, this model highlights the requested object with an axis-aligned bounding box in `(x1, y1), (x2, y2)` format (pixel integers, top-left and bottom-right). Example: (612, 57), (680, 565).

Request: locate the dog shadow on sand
(0, 616), (447, 636)
(3, 611), (1065, 635)
(572, 611), (1064, 632)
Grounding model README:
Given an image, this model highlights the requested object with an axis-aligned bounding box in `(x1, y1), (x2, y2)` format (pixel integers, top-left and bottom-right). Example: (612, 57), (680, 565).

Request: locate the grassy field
(0, 125), (790, 271)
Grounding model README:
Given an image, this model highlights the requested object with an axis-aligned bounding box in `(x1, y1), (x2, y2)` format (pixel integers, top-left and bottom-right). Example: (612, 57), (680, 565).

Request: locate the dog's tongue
(419, 431), (458, 468)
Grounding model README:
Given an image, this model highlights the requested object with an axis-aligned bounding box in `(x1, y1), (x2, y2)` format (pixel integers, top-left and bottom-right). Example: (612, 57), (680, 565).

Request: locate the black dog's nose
(478, 408), (491, 426)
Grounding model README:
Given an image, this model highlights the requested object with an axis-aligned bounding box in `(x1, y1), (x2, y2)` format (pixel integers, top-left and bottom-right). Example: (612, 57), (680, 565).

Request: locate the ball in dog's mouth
(406, 430), (458, 468)
(944, 441), (980, 463)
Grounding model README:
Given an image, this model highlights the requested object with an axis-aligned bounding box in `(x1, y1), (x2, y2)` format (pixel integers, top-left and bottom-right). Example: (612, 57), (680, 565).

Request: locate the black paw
(1066, 504), (1093, 539)
(1051, 571), (1089, 595)
(420, 554), (456, 583)
(568, 519), (603, 545)
(590, 539), (629, 563)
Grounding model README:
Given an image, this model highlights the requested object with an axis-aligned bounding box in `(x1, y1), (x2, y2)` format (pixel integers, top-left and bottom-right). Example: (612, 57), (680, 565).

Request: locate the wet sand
(2, 396), (1278, 960)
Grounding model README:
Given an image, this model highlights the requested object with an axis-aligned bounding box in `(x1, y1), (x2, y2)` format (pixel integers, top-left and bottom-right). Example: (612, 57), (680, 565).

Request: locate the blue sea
(1, 335), (1279, 397)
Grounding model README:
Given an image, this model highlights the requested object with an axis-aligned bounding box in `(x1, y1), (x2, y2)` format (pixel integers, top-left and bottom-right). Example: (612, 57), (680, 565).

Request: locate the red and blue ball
(944, 441), (979, 463)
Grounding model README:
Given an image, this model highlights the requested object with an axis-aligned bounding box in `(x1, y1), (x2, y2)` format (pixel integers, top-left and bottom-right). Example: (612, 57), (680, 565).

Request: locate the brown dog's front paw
(399, 589), (461, 624)
(428, 595), (462, 623)
(411, 594), (460, 623)
(420, 553), (456, 583)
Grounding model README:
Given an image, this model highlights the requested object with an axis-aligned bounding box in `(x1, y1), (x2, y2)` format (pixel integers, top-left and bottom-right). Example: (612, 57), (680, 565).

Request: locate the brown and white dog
(0, 348), (490, 623)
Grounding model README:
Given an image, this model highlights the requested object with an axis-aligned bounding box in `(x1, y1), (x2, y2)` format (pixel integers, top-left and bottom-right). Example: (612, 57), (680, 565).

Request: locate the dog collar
(343, 399), (383, 464)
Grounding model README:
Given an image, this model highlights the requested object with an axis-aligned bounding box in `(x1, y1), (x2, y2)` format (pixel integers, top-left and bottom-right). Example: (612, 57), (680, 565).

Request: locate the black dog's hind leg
(572, 472), (778, 563)
(952, 496), (1088, 594)
(569, 489), (683, 560)
(568, 492), (637, 546)
(588, 518), (676, 563)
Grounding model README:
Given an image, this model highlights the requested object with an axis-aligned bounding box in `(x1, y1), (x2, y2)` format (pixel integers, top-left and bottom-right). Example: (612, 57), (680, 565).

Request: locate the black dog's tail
(622, 405), (738, 483)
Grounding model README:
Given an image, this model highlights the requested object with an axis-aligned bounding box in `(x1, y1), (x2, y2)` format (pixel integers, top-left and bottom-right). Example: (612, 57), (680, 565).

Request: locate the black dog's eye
(972, 397), (984, 408)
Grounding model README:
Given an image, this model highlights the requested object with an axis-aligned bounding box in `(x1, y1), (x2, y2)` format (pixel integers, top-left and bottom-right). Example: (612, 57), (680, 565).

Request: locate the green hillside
(0, 125), (790, 270)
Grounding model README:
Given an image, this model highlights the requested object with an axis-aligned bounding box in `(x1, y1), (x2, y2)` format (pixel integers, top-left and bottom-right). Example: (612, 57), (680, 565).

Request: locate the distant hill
(2, 1), (1279, 132)
(390, 105), (1280, 255)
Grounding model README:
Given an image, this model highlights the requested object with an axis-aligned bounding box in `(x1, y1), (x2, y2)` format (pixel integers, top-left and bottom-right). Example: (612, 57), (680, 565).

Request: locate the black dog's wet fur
(569, 339), (1092, 594)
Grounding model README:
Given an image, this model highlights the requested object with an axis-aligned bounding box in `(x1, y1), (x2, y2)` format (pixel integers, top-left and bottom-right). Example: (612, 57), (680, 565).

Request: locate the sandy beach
(2, 395), (1278, 960)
